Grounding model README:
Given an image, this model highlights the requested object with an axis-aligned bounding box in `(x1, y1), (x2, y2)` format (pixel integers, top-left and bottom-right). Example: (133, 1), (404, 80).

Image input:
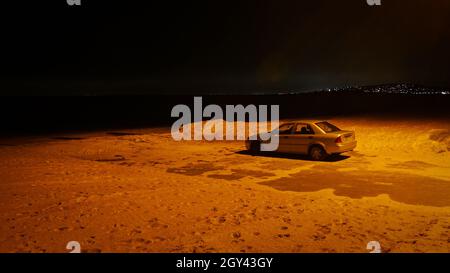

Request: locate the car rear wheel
(249, 141), (261, 154)
(309, 145), (327, 161)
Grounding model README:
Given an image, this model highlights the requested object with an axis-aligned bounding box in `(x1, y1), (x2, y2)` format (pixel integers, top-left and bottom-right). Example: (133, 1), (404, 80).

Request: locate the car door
(275, 123), (294, 153)
(283, 123), (315, 154)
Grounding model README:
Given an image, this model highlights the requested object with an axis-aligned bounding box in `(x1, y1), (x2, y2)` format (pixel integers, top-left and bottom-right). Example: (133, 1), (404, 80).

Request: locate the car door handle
(308, 136), (314, 139)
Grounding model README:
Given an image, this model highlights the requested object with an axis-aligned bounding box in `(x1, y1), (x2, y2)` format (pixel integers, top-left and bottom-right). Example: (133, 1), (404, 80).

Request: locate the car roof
(282, 120), (325, 125)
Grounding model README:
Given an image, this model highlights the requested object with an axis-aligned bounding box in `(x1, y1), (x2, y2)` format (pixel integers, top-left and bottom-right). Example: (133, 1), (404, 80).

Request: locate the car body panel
(246, 120), (357, 156)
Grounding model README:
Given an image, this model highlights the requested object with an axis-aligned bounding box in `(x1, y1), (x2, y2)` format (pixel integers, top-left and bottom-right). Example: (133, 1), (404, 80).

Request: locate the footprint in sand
(232, 231), (241, 239)
(276, 233), (291, 238)
(315, 224), (332, 235)
(312, 234), (326, 241)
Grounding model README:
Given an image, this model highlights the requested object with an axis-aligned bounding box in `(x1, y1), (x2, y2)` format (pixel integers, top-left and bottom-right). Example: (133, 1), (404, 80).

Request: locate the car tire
(309, 145), (327, 161)
(249, 141), (261, 154)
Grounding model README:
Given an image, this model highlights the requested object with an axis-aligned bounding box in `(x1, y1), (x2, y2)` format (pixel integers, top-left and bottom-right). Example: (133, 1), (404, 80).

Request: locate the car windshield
(315, 121), (341, 133)
(277, 123), (294, 134)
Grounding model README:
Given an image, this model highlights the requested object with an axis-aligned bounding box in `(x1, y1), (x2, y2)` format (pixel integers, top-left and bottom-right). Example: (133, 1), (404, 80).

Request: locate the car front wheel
(309, 145), (327, 161)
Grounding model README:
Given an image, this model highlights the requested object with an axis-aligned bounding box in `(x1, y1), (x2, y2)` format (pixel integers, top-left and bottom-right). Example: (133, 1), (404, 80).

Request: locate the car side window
(278, 123), (294, 135)
(294, 124), (314, 135)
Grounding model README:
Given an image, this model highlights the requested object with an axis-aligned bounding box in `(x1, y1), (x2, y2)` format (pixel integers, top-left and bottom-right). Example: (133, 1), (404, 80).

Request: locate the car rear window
(315, 121), (340, 133)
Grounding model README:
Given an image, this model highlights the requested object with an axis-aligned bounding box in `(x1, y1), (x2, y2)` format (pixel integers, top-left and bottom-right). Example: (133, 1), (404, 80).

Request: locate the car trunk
(337, 130), (355, 143)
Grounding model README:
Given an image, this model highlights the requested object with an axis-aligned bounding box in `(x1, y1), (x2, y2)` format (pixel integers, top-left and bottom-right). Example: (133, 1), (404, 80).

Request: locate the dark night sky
(1, 0), (450, 95)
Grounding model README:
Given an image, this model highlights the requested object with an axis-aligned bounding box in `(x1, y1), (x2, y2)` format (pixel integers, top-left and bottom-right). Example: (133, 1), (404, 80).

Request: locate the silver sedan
(246, 120), (357, 160)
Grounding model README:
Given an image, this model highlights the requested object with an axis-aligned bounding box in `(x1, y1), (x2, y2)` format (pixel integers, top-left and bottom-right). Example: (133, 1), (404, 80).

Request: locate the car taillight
(335, 136), (343, 143)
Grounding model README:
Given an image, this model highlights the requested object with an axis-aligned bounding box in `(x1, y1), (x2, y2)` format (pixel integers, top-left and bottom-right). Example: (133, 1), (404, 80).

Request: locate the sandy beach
(0, 116), (449, 253)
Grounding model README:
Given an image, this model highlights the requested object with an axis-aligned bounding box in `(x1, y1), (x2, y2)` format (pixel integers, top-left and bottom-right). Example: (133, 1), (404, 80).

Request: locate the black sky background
(1, 0), (450, 95)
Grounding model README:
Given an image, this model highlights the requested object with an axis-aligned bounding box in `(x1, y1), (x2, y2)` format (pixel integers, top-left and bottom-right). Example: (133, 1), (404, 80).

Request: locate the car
(245, 120), (357, 160)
